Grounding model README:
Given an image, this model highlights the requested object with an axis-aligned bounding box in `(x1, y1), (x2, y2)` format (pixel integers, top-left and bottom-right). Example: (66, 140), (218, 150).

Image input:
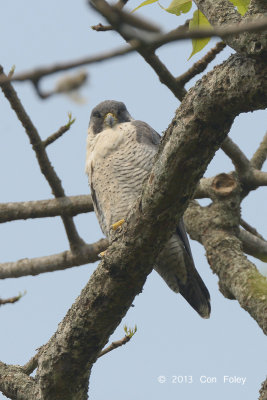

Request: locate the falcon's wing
(132, 120), (161, 148)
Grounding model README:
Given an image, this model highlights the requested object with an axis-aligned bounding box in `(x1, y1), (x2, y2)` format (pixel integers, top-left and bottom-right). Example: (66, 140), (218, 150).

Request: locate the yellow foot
(99, 251), (106, 258)
(111, 219), (125, 231)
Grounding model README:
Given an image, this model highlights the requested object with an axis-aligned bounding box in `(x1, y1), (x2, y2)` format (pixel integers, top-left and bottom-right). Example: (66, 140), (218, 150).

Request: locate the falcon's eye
(93, 111), (101, 118)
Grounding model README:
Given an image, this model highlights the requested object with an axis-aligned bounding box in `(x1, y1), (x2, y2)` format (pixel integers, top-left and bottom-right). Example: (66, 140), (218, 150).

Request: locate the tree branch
(251, 131), (267, 170)
(221, 137), (267, 193)
(0, 361), (37, 400)
(259, 376), (267, 400)
(0, 293), (24, 306)
(22, 353), (39, 376)
(239, 229), (267, 262)
(185, 201), (267, 334)
(0, 46), (134, 85)
(0, 66), (84, 251)
(43, 113), (75, 147)
(221, 136), (251, 175)
(240, 218), (265, 240)
(0, 239), (108, 279)
(0, 195), (93, 223)
(176, 41), (226, 86)
(98, 335), (130, 358)
(253, 170), (267, 186)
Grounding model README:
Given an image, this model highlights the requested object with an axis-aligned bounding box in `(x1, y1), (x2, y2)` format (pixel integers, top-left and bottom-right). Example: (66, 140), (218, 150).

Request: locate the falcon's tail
(154, 219), (211, 319)
(176, 253), (211, 319)
(176, 220), (210, 318)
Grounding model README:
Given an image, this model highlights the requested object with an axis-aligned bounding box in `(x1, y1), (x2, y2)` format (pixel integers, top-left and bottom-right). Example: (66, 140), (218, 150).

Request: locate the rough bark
(185, 200), (267, 335)
(0, 362), (38, 400)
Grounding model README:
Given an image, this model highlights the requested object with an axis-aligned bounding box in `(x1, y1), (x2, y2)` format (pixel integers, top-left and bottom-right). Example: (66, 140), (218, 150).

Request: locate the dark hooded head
(89, 100), (132, 135)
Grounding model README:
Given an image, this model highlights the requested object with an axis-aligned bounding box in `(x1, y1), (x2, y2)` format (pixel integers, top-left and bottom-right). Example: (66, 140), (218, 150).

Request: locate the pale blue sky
(0, 1), (266, 399)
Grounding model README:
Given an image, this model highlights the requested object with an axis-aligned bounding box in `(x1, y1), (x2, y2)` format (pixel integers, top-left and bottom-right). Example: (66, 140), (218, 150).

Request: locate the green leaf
(162, 0), (192, 16)
(132, 0), (158, 13)
(189, 10), (211, 59)
(228, 0), (250, 16)
(123, 324), (137, 338)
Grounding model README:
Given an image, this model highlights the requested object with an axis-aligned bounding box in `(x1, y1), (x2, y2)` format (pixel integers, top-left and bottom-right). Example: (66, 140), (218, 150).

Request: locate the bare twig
(0, 292), (24, 306)
(90, 1), (160, 33)
(240, 218), (265, 241)
(0, 239), (108, 279)
(251, 131), (267, 170)
(0, 46), (134, 86)
(33, 70), (88, 100)
(221, 136), (251, 175)
(98, 335), (130, 358)
(22, 353), (39, 375)
(239, 229), (267, 262)
(43, 113), (75, 147)
(98, 325), (137, 358)
(139, 52), (186, 100)
(0, 195), (93, 223)
(253, 170), (267, 187)
(176, 41), (226, 86)
(91, 23), (113, 31)
(0, 66), (84, 251)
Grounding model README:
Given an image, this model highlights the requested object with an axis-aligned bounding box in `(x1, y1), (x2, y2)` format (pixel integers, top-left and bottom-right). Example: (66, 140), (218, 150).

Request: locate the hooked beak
(104, 112), (117, 128)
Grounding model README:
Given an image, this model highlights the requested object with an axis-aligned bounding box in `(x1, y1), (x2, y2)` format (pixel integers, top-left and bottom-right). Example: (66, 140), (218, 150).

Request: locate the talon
(111, 219), (125, 231)
(99, 251), (106, 258)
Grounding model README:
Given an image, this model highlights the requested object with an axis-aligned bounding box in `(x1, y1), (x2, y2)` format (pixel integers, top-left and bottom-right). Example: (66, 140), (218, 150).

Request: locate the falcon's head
(89, 100), (132, 135)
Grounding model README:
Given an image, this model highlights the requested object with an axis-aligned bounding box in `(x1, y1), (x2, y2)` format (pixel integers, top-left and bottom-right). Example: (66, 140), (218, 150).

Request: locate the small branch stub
(211, 173), (238, 196)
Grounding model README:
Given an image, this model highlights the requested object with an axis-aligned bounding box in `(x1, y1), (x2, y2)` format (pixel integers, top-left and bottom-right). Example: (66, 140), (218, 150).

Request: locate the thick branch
(0, 195), (93, 223)
(259, 376), (267, 400)
(34, 54), (267, 399)
(0, 361), (37, 400)
(0, 66), (83, 251)
(0, 239), (107, 279)
(185, 201), (267, 335)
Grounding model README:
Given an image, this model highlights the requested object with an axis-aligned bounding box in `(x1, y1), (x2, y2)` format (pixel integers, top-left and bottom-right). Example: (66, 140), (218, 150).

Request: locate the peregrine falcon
(86, 100), (210, 318)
